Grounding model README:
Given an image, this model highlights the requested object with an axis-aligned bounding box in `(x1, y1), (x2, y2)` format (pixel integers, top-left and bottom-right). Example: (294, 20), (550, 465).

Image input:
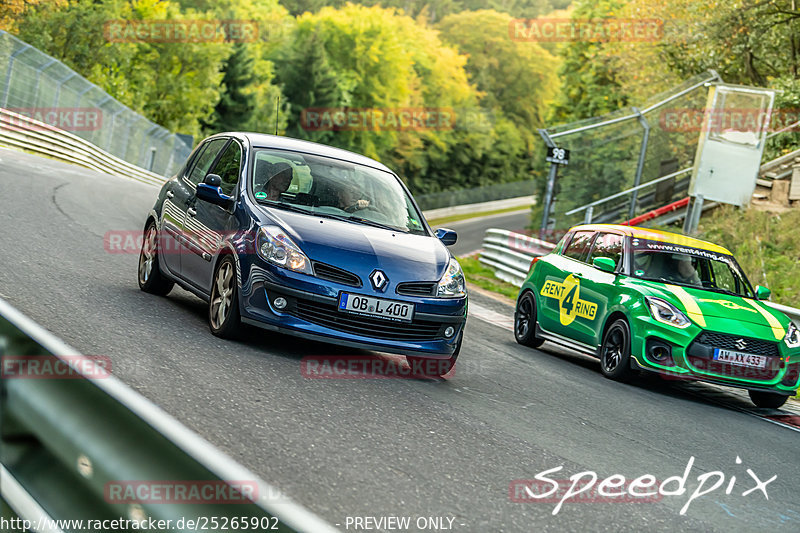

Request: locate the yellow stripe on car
(744, 299), (785, 340)
(664, 284), (706, 327)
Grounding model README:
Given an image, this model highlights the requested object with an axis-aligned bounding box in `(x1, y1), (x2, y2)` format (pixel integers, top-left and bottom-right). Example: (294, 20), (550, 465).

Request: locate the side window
(210, 141), (242, 196)
(563, 231), (594, 263)
(181, 144), (205, 179)
(187, 139), (228, 185)
(590, 233), (625, 268)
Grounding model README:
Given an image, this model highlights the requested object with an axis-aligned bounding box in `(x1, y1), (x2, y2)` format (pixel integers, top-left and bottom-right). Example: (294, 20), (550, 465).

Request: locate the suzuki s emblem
(735, 338), (747, 350)
(370, 270), (388, 291)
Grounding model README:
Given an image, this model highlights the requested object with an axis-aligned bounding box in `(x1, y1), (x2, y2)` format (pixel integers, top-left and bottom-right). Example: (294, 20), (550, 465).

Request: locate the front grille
(694, 331), (780, 358)
(396, 281), (436, 297)
(686, 330), (783, 382)
(293, 300), (442, 341)
(687, 356), (780, 381)
(312, 261), (361, 287)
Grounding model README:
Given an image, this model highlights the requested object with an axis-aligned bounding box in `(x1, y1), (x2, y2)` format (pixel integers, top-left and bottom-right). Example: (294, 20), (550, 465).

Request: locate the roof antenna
(274, 95), (280, 135)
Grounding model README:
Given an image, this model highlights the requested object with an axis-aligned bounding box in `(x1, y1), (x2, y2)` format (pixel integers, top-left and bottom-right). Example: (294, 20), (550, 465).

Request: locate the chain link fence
(539, 71), (722, 236)
(0, 30), (192, 176)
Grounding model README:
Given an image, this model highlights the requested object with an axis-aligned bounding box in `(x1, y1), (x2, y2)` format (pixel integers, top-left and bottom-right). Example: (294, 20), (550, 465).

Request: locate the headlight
(646, 297), (691, 329)
(785, 322), (800, 349)
(256, 226), (313, 275)
(437, 257), (466, 298)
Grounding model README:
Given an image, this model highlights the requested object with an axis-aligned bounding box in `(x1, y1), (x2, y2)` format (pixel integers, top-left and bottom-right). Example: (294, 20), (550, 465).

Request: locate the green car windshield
(250, 148), (426, 235)
(630, 240), (754, 298)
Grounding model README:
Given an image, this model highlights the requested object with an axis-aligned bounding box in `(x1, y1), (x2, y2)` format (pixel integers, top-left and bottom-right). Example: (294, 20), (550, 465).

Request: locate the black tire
(600, 319), (634, 382)
(209, 256), (242, 339)
(748, 390), (788, 409)
(514, 292), (545, 348)
(138, 221), (174, 296)
(407, 331), (462, 378)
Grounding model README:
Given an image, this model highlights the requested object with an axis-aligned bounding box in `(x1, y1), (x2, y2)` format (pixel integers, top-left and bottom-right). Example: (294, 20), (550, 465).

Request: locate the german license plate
(713, 349), (767, 369)
(338, 293), (414, 322)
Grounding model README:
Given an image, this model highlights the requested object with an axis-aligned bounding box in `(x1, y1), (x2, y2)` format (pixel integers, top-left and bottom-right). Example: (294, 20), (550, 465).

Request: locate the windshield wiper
(345, 215), (406, 232)
(701, 286), (740, 297)
(257, 200), (312, 215)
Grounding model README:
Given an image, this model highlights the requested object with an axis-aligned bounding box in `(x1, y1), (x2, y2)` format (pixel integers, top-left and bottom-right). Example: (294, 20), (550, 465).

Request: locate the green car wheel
(600, 319), (634, 382)
(515, 292), (545, 348)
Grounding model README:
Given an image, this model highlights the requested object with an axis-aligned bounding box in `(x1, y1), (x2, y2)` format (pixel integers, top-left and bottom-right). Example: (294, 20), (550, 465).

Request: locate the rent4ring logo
(539, 275), (598, 326)
(510, 456), (776, 515)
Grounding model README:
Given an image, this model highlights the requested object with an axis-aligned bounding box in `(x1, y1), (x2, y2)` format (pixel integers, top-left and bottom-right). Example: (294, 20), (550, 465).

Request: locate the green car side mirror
(755, 285), (771, 300)
(593, 256), (616, 273)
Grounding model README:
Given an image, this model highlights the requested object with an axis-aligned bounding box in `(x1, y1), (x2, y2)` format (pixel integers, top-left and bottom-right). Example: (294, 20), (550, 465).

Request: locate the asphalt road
(1, 146), (799, 532)
(432, 210), (532, 257)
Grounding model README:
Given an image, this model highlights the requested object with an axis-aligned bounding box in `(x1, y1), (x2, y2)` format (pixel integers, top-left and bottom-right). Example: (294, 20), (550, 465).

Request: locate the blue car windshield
(251, 148), (426, 235)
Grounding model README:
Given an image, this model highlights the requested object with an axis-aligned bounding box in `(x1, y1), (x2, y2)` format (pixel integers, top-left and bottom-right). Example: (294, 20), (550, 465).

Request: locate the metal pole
(541, 163), (558, 238)
(584, 205), (594, 224)
(538, 129), (559, 239)
(628, 108), (650, 220)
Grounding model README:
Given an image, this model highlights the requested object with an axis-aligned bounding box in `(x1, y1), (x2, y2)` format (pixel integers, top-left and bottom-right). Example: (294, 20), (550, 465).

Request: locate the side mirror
(435, 228), (458, 246)
(592, 256), (616, 273)
(755, 285), (771, 300)
(204, 173), (222, 187)
(196, 182), (233, 207)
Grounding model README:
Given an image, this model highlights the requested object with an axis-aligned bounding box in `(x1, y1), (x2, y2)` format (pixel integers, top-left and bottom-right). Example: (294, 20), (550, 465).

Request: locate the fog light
(273, 297), (287, 310)
(651, 346), (669, 362)
(444, 326), (455, 338)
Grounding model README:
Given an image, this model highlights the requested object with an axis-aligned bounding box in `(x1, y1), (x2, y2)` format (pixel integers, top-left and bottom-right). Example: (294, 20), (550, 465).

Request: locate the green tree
(202, 43), (256, 134)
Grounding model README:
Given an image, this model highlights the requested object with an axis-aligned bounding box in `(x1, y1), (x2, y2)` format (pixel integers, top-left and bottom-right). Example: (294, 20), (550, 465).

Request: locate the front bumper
(239, 264), (467, 358)
(630, 314), (799, 395)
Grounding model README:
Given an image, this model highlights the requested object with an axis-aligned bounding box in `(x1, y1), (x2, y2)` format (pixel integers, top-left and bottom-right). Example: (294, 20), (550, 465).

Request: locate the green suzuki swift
(514, 224), (800, 408)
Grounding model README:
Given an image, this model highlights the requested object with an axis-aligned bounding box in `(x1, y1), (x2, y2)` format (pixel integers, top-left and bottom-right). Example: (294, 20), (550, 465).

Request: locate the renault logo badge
(370, 270), (388, 291)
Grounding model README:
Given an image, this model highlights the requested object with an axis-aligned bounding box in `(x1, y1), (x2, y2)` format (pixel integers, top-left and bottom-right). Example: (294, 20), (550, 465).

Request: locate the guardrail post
(628, 108), (651, 220)
(584, 206), (593, 224)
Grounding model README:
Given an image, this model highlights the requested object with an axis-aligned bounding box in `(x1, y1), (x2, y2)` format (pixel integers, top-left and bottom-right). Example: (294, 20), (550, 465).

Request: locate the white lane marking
(469, 302), (513, 331)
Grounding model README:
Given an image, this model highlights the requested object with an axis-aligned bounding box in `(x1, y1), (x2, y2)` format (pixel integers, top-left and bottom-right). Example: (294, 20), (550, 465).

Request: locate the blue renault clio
(138, 133), (467, 375)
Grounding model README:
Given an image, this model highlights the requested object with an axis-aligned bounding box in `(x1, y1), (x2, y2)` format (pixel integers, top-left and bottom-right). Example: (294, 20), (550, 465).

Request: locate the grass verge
(426, 206), (529, 227)
(459, 256), (520, 301)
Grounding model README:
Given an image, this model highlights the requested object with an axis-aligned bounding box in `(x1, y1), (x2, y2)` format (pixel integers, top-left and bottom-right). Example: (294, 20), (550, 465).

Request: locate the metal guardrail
(478, 229), (800, 326)
(478, 229), (555, 286)
(0, 107), (167, 187)
(0, 297), (338, 533)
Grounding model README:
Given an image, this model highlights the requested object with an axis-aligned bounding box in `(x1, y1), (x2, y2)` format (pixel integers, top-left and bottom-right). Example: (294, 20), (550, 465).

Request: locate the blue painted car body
(143, 133), (467, 358)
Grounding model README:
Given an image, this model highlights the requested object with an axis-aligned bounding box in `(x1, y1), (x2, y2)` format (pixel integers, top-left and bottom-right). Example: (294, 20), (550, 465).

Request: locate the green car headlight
(256, 226), (313, 275)
(784, 322), (800, 349)
(646, 297), (691, 329)
(437, 257), (466, 298)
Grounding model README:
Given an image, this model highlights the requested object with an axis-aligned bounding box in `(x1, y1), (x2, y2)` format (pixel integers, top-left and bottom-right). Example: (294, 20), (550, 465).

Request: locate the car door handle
(166, 191), (174, 199)
(187, 208), (197, 217)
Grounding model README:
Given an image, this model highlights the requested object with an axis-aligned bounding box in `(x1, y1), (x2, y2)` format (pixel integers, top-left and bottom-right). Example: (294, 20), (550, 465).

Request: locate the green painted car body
(514, 224), (800, 406)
